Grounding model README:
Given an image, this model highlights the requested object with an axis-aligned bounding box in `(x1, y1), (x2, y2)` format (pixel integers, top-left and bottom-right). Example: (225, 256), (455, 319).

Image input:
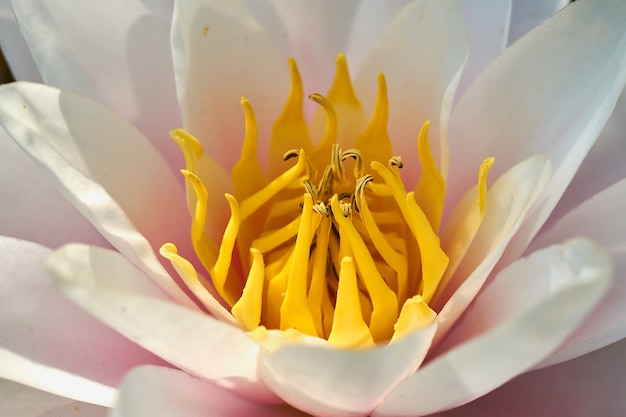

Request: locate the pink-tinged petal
(112, 366), (305, 417)
(47, 244), (281, 404)
(527, 178), (626, 367)
(0, 127), (108, 248)
(456, 0), (511, 99)
(0, 237), (166, 405)
(0, 379), (73, 416)
(35, 402), (107, 417)
(434, 156), (551, 342)
(441, 337), (626, 417)
(374, 238), (611, 416)
(448, 0), (626, 267)
(508, 0), (569, 44)
(355, 0), (468, 181)
(0, 82), (194, 306)
(10, 0), (181, 167)
(0, 1), (41, 82)
(260, 324), (437, 417)
(172, 0), (288, 170)
(546, 86), (626, 228)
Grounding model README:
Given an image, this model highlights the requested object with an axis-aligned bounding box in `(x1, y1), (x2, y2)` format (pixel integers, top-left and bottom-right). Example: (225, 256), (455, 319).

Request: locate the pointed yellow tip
(326, 53), (360, 108)
(478, 157), (495, 214)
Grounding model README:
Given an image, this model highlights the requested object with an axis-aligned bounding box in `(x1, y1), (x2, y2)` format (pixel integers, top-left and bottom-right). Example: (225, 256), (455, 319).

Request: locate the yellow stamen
(328, 257), (375, 348)
(161, 54), (494, 349)
(414, 120), (446, 232)
(231, 248), (265, 331)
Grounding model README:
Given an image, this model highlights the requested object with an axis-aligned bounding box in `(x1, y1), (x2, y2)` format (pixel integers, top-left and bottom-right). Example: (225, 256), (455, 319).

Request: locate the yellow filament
(354, 73), (393, 166)
(308, 216), (333, 337)
(251, 215), (301, 254)
(208, 194), (242, 307)
(232, 248), (265, 331)
(328, 257), (375, 348)
(330, 195), (398, 342)
(392, 295), (437, 342)
(239, 149), (308, 220)
(309, 93), (339, 169)
(269, 58), (312, 178)
(478, 157), (495, 214)
(414, 120), (446, 232)
(280, 193), (319, 336)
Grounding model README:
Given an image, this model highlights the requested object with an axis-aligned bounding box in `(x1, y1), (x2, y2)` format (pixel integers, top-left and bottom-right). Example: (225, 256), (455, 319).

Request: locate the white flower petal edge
(0, 378), (73, 417)
(10, 0), (182, 167)
(373, 238), (612, 416)
(172, 0), (289, 171)
(0, 127), (108, 247)
(111, 366), (307, 417)
(528, 177), (626, 367)
(0, 236), (165, 406)
(507, 0), (569, 44)
(448, 0), (626, 266)
(35, 402), (107, 417)
(0, 0), (41, 82)
(455, 0), (511, 100)
(446, 337), (626, 417)
(434, 155), (551, 341)
(259, 324), (436, 417)
(355, 0), (468, 181)
(46, 243), (282, 404)
(548, 87), (626, 225)
(0, 82), (194, 307)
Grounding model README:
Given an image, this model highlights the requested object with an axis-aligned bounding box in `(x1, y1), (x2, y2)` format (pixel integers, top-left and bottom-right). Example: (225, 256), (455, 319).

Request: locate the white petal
(0, 379), (72, 416)
(528, 178), (626, 367)
(112, 366), (304, 417)
(47, 244), (280, 404)
(0, 82), (194, 306)
(0, 237), (166, 406)
(546, 86), (626, 227)
(434, 155), (551, 342)
(455, 0), (511, 99)
(35, 402), (107, 417)
(0, 0), (41, 82)
(172, 0), (289, 170)
(448, 0), (626, 266)
(373, 238), (611, 416)
(0, 126), (108, 248)
(260, 324), (437, 417)
(355, 0), (469, 181)
(10, 0), (181, 167)
(440, 338), (626, 417)
(508, 0), (569, 44)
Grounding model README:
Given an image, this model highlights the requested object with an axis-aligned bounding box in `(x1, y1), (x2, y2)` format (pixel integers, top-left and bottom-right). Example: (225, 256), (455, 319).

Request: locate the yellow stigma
(162, 54), (493, 348)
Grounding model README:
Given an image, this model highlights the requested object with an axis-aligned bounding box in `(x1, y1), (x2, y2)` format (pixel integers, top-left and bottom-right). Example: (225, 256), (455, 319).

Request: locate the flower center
(161, 54), (493, 349)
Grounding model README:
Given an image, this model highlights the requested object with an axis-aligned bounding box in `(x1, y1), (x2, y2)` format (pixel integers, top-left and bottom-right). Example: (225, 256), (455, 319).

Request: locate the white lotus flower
(1, 0), (625, 416)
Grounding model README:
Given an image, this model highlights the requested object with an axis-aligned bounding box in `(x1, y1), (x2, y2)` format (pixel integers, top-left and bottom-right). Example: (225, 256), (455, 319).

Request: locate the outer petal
(47, 243), (280, 404)
(508, 0), (569, 44)
(10, 0), (181, 167)
(546, 86), (626, 228)
(172, 0), (289, 170)
(260, 325), (437, 417)
(528, 178), (626, 367)
(0, 0), (41, 82)
(0, 126), (108, 248)
(0, 82), (194, 306)
(355, 0), (469, 181)
(35, 402), (107, 417)
(0, 237), (165, 406)
(112, 366), (305, 417)
(434, 155), (551, 341)
(448, 0), (626, 266)
(441, 337), (626, 417)
(0, 379), (73, 416)
(373, 238), (611, 416)
(455, 0), (511, 100)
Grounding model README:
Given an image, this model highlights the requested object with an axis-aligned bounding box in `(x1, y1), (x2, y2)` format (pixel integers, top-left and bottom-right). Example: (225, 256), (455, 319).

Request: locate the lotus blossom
(1, 0), (625, 416)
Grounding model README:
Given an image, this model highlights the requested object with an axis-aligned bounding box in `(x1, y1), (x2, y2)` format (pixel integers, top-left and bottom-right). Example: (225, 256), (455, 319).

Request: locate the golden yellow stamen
(161, 54), (493, 349)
